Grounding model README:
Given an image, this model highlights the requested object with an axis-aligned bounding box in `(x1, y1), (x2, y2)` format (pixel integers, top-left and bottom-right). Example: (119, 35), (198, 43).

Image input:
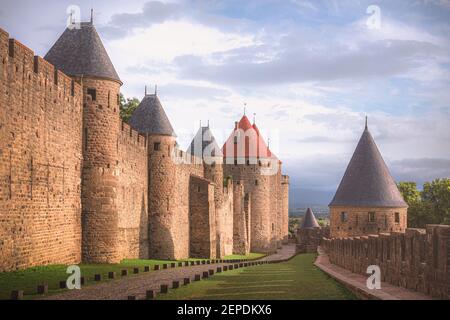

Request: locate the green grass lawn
(222, 253), (265, 260)
(0, 253), (264, 300)
(157, 254), (358, 300)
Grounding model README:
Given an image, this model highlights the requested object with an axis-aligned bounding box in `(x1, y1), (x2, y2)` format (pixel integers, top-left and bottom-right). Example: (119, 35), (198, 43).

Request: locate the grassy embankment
(0, 253), (266, 300)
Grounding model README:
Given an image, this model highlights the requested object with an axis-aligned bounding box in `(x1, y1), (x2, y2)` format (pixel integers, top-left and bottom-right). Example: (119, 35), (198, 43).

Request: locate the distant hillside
(289, 188), (334, 212)
(289, 206), (329, 218)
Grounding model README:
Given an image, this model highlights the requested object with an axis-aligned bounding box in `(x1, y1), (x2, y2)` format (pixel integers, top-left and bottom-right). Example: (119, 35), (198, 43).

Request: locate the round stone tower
(129, 92), (177, 259)
(45, 20), (123, 263)
(187, 124), (225, 256)
(188, 125), (224, 206)
(223, 115), (274, 253)
(329, 119), (408, 238)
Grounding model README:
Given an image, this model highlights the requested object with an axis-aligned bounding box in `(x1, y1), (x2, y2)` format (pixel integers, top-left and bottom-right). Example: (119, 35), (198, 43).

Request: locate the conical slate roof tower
(45, 21), (121, 83)
(45, 18), (125, 263)
(187, 125), (223, 159)
(129, 93), (176, 137)
(300, 208), (320, 229)
(330, 121), (407, 208)
(329, 119), (408, 238)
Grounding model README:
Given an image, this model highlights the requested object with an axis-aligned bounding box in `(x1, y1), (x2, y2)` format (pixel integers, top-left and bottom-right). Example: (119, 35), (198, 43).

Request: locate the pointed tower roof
(222, 115), (272, 159)
(300, 208), (320, 229)
(238, 115), (253, 131)
(187, 126), (223, 159)
(252, 123), (273, 158)
(129, 94), (176, 137)
(45, 21), (121, 83)
(329, 123), (407, 208)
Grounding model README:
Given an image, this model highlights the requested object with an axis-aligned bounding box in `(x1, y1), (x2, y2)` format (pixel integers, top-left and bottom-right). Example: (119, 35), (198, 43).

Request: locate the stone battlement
(1, 28), (82, 107)
(322, 225), (450, 299)
(120, 121), (147, 149)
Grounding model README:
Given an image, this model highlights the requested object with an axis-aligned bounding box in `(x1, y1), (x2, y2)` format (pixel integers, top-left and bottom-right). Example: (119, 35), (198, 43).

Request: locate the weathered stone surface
(0, 34), (83, 271)
(330, 206), (407, 238)
(322, 225), (450, 300)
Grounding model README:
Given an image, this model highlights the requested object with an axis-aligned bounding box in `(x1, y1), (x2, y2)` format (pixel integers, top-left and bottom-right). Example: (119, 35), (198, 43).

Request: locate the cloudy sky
(1, 0), (449, 207)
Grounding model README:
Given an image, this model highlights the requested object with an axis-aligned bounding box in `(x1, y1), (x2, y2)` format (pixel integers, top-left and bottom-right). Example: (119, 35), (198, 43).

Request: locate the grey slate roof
(187, 126), (223, 159)
(129, 94), (176, 137)
(329, 125), (407, 208)
(300, 208), (320, 229)
(44, 22), (121, 83)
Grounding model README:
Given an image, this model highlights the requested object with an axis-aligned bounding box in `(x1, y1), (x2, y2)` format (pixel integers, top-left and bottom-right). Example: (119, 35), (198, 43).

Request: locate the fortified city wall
(322, 225), (450, 299)
(0, 29), (83, 271)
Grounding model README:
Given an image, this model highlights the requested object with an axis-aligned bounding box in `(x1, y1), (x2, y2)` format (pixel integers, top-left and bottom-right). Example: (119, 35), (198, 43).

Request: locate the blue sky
(1, 0), (449, 206)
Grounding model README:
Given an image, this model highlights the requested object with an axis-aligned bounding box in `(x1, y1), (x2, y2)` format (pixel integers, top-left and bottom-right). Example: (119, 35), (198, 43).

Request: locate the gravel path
(43, 244), (297, 300)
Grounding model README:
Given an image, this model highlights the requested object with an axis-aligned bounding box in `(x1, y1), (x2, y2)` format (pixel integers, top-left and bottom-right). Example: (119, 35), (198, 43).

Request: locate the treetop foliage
(398, 179), (450, 227)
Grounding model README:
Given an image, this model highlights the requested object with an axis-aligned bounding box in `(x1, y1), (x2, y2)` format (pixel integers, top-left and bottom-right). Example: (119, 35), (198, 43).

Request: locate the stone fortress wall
(0, 30), (83, 270)
(0, 24), (290, 271)
(0, 27), (149, 270)
(117, 121), (148, 260)
(322, 225), (450, 299)
(281, 175), (289, 243)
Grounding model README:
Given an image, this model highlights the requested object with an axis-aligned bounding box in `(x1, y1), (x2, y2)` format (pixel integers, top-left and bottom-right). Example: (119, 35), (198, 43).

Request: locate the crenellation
(323, 225), (450, 299)
(119, 121), (147, 149)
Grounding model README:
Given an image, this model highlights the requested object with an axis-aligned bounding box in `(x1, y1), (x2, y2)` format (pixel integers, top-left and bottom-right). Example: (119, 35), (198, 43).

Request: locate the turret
(187, 124), (224, 206)
(129, 92), (177, 259)
(187, 124), (226, 256)
(329, 119), (408, 238)
(296, 208), (322, 253)
(281, 175), (290, 243)
(45, 20), (122, 263)
(222, 114), (275, 253)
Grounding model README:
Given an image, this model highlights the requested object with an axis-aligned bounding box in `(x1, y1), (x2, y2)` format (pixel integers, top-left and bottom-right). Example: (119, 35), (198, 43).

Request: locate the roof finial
(90, 9), (94, 24)
(244, 102), (247, 116)
(145, 85), (147, 96)
(70, 11), (73, 25)
(253, 113), (256, 124)
(365, 115), (368, 130)
(268, 137), (271, 148)
(155, 84), (157, 95)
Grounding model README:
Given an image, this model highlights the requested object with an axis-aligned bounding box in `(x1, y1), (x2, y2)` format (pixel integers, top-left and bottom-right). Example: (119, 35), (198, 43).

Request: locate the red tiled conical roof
(222, 116), (272, 159)
(238, 115), (253, 131)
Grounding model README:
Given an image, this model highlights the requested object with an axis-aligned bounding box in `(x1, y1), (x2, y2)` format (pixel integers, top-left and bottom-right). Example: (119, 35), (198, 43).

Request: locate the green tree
(397, 182), (421, 204)
(119, 93), (140, 123)
(422, 179), (450, 225)
(398, 179), (450, 227)
(317, 218), (328, 227)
